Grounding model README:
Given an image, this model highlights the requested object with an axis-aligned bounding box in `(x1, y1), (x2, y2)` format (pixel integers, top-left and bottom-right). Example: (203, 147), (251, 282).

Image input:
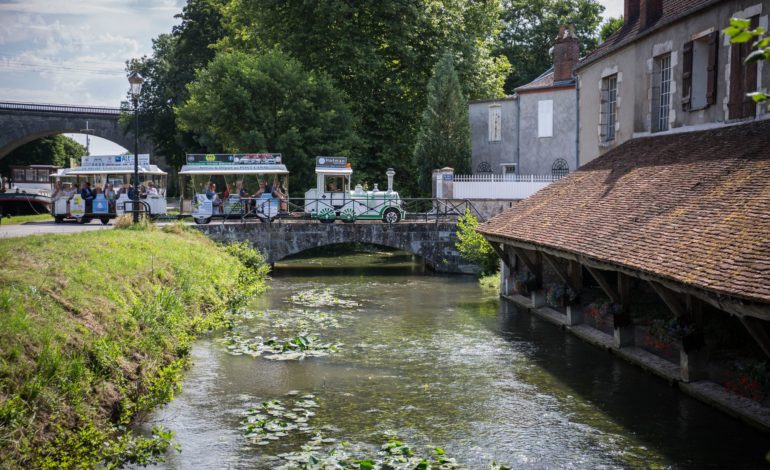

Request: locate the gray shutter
(681, 41), (693, 111)
(706, 32), (718, 105)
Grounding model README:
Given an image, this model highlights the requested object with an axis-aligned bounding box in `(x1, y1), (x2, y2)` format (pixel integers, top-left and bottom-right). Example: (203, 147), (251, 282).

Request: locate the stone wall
(195, 221), (479, 274)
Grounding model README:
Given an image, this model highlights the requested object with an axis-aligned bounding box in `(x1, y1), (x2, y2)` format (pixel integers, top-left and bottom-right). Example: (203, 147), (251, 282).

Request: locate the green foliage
(0, 229), (268, 467)
(218, 0), (509, 195)
(126, 0), (228, 170)
(599, 16), (624, 43)
(0, 135), (86, 175)
(176, 49), (358, 192)
(455, 209), (498, 274)
(498, 0), (604, 92)
(724, 17), (770, 103)
(413, 52), (471, 194)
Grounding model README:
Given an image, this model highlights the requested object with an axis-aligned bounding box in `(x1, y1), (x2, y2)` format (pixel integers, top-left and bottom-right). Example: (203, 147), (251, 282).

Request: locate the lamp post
(128, 70), (144, 223)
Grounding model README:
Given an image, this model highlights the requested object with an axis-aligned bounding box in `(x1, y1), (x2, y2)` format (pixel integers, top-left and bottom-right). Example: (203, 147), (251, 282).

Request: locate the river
(141, 250), (769, 469)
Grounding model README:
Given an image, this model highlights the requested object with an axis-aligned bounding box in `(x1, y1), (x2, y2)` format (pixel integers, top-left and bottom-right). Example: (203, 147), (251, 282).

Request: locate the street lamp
(128, 70), (144, 223)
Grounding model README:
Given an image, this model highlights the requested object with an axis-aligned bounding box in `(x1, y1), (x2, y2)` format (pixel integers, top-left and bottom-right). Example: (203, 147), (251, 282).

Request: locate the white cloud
(0, 1), (180, 105)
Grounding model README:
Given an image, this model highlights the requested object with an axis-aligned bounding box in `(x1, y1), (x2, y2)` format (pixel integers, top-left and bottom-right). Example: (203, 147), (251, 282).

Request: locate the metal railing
(185, 196), (485, 225)
(0, 100), (121, 115)
(453, 173), (559, 183)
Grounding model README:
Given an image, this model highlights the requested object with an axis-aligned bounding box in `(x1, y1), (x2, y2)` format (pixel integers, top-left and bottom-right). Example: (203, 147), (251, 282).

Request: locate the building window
(488, 105), (502, 142)
(551, 159), (569, 179)
(683, 32), (718, 111)
(501, 163), (517, 175)
(538, 100), (553, 137)
(729, 16), (759, 119)
(652, 53), (672, 132)
(600, 75), (617, 142)
(476, 161), (493, 173)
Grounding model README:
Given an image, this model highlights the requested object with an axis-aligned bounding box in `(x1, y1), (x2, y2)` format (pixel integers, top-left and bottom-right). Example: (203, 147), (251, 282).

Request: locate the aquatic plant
(288, 288), (361, 309)
(241, 394), (320, 446)
(222, 331), (342, 360)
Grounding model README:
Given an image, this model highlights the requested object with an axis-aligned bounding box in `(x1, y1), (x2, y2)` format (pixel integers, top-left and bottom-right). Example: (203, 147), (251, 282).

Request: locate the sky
(0, 0), (623, 154)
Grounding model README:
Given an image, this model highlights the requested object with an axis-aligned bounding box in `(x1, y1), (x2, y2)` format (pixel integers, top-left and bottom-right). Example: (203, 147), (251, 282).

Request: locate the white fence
(451, 174), (558, 199)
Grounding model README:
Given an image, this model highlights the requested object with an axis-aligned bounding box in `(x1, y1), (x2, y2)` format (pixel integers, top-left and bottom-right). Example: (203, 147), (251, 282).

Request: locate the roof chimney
(625, 0), (640, 25)
(640, 0), (662, 29)
(553, 25), (579, 82)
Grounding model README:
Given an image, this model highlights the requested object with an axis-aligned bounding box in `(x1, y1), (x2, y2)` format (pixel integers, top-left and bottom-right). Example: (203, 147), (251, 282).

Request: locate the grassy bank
(0, 224), (268, 468)
(0, 214), (52, 225)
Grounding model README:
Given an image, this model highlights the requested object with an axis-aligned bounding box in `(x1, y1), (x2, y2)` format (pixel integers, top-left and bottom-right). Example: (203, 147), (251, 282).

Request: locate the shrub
(455, 209), (498, 274)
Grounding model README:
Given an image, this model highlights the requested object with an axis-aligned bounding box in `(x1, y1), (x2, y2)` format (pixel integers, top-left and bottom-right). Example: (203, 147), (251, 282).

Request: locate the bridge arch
(194, 222), (479, 274)
(0, 102), (152, 159)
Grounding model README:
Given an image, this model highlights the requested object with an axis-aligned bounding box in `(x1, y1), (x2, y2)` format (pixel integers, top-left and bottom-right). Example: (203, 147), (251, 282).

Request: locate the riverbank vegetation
(0, 227), (268, 467)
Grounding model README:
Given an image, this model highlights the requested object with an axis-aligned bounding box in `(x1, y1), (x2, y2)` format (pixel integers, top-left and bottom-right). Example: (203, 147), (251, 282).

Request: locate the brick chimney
(640, 0), (663, 29)
(625, 0), (640, 25)
(553, 25), (579, 82)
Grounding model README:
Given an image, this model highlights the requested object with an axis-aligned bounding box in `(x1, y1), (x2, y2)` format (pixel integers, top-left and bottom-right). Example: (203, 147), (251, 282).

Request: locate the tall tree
(175, 49), (358, 191)
(128, 0), (228, 168)
(413, 52), (470, 194)
(0, 135), (86, 176)
(499, 0), (604, 92)
(219, 0), (509, 195)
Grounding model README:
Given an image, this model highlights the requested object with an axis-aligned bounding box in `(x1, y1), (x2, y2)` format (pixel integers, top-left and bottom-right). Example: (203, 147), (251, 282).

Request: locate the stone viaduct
(0, 101), (152, 159)
(195, 221), (478, 274)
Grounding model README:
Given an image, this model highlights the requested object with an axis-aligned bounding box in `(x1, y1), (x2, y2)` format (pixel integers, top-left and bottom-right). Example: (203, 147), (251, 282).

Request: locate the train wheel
(382, 208), (401, 224)
(100, 217), (110, 225)
(194, 217), (211, 225)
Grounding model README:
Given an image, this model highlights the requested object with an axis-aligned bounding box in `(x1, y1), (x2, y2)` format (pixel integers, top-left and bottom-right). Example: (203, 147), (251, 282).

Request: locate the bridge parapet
(194, 221), (479, 274)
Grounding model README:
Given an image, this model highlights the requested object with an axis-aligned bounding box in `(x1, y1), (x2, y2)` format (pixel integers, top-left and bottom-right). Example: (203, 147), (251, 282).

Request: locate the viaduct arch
(0, 101), (152, 159)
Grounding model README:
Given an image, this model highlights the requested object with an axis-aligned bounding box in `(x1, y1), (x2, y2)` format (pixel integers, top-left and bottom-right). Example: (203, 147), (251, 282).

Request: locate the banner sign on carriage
(81, 154), (150, 167)
(315, 156), (347, 168)
(186, 153), (283, 165)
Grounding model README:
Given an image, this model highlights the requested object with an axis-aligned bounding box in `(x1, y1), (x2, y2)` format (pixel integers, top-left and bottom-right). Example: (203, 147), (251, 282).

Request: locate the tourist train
(49, 154), (168, 224)
(179, 153), (404, 224)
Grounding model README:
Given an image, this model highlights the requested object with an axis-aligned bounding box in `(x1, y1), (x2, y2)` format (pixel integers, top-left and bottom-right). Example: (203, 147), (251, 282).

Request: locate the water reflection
(139, 250), (769, 469)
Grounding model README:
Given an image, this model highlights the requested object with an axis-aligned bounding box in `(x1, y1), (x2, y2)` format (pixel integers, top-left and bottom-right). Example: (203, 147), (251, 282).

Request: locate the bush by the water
(455, 209), (499, 275)
(0, 229), (268, 467)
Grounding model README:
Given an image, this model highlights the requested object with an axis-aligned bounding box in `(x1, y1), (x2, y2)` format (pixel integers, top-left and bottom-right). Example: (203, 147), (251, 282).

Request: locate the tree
(413, 52), (470, 194)
(219, 0), (509, 195)
(127, 0), (228, 168)
(0, 135), (86, 176)
(175, 49), (358, 192)
(600, 16), (624, 43)
(455, 209), (498, 274)
(498, 0), (604, 92)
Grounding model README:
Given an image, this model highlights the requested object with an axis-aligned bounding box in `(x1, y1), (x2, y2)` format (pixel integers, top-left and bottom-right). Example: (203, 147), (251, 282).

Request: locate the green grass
(0, 213), (53, 225)
(0, 228), (268, 467)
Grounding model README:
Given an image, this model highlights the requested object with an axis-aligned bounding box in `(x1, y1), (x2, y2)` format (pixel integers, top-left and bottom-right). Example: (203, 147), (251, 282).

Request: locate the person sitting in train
(104, 183), (116, 211)
(147, 181), (159, 196)
(52, 181), (64, 199)
(252, 180), (266, 198)
(271, 178), (287, 211)
(206, 182), (217, 200)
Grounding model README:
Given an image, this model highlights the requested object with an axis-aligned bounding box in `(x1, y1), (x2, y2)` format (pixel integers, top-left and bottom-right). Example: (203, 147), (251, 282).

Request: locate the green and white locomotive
(304, 157), (405, 223)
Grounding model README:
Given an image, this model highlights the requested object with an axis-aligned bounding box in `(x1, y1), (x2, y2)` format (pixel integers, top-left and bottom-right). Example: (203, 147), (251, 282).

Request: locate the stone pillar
(614, 273), (634, 347)
(500, 258), (515, 296)
(680, 347), (708, 382)
(532, 290), (546, 308)
(566, 305), (583, 325)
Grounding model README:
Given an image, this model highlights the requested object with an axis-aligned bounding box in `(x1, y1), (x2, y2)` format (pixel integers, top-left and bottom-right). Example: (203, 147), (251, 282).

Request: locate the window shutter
(706, 32), (718, 105)
(682, 40), (693, 111)
(729, 41), (743, 118)
(743, 17), (759, 117)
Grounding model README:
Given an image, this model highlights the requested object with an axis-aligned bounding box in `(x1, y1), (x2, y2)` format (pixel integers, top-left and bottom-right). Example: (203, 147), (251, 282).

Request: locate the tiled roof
(478, 120), (770, 304)
(515, 67), (575, 93)
(578, 0), (719, 70)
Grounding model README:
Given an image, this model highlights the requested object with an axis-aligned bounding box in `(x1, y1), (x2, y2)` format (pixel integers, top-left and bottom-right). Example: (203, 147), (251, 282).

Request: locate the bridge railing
(214, 196), (485, 224)
(0, 100), (121, 115)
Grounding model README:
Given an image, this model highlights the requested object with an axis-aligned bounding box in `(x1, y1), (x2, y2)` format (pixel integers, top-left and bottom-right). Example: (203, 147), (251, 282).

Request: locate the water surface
(141, 250), (769, 469)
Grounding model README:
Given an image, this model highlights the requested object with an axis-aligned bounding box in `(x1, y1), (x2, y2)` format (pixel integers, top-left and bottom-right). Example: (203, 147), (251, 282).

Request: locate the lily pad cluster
(268, 437), (505, 470)
(223, 332), (342, 360)
(263, 308), (345, 332)
(288, 288), (361, 309)
(241, 393), (320, 446)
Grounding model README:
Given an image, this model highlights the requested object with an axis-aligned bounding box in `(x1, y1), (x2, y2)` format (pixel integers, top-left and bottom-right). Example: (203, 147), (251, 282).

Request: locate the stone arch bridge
(195, 221), (478, 273)
(0, 101), (152, 158)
